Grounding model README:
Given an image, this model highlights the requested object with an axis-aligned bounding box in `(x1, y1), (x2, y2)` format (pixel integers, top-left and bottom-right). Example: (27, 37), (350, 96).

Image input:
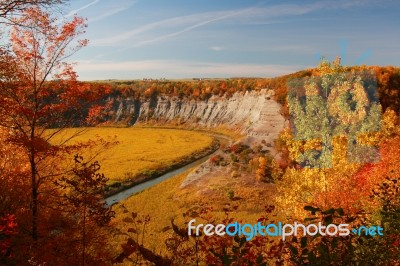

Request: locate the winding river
(104, 133), (233, 206)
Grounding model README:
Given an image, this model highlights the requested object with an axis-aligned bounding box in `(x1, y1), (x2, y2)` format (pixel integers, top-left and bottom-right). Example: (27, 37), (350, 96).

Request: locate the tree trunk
(82, 177), (87, 266)
(30, 153), (38, 241)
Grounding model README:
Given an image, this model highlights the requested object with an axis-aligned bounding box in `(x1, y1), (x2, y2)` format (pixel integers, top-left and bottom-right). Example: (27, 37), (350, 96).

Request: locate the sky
(64, 0), (400, 80)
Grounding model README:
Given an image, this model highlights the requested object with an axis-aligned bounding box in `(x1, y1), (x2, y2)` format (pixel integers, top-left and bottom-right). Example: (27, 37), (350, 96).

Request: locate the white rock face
(113, 89), (286, 146)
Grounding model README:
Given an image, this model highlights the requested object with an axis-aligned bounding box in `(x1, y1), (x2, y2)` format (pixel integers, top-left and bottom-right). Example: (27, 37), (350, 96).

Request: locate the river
(104, 133), (233, 206)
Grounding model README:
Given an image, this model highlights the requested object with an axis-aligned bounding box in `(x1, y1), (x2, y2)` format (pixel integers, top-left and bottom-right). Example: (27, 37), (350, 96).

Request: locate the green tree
(287, 60), (382, 168)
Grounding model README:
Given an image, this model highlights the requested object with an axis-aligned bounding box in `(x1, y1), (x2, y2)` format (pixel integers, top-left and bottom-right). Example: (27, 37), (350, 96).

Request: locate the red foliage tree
(0, 6), (109, 248)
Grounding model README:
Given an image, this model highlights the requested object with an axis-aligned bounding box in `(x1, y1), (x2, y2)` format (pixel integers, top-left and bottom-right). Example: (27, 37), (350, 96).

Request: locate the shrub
(227, 190), (235, 200)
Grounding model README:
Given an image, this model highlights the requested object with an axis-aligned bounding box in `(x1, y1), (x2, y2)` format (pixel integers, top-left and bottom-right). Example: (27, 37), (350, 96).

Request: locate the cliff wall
(112, 89), (286, 143)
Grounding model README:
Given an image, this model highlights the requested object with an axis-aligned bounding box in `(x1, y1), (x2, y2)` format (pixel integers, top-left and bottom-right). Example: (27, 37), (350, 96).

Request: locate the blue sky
(64, 0), (400, 80)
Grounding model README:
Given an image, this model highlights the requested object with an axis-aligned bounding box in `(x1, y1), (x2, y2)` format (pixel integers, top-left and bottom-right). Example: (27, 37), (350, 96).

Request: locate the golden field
(49, 127), (214, 182)
(110, 167), (277, 255)
(138, 124), (244, 142)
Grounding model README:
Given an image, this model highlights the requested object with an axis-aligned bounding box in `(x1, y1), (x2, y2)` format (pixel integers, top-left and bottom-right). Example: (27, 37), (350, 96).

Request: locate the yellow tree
(256, 156), (267, 181)
(276, 60), (383, 218)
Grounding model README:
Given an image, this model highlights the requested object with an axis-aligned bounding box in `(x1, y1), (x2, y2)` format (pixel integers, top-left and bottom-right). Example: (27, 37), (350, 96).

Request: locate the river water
(104, 133), (233, 206)
(104, 153), (213, 206)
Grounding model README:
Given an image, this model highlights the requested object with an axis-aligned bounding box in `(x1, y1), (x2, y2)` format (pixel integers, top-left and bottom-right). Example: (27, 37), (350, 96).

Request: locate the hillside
(90, 66), (400, 128)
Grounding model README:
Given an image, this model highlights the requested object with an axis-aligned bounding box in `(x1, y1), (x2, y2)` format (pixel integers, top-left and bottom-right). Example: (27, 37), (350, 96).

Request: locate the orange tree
(0, 6), (88, 242)
(0, 3), (111, 258)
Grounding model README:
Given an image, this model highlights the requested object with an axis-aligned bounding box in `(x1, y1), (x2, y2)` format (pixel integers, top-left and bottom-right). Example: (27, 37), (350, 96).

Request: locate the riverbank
(103, 137), (220, 198)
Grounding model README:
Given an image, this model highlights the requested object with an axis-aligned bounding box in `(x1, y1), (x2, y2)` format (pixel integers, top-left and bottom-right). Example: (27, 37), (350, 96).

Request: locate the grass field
(110, 167), (277, 255)
(110, 170), (192, 256)
(50, 127), (214, 182)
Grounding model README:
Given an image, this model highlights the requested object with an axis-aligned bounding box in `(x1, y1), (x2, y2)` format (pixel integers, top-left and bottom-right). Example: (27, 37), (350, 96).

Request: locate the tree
(56, 155), (114, 266)
(256, 156), (267, 182)
(275, 60), (383, 215)
(0, 0), (62, 20)
(0, 6), (90, 242)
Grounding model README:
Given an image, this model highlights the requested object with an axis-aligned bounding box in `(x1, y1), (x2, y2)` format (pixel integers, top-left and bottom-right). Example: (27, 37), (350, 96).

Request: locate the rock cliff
(112, 89), (286, 143)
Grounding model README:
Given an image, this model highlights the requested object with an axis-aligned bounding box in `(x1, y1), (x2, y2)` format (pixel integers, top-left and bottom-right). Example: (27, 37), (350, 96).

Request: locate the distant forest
(89, 65), (400, 117)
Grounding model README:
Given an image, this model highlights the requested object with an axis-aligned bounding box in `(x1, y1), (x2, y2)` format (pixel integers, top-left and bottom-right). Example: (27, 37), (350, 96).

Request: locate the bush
(210, 155), (224, 166)
(227, 190), (235, 200)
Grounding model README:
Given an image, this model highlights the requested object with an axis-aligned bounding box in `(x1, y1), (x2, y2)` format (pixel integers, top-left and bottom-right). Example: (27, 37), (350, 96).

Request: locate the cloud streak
(131, 9), (252, 48)
(210, 46), (224, 51)
(67, 0), (101, 17)
(89, 7), (125, 22)
(92, 11), (235, 46)
(89, 1), (136, 22)
(91, 2), (265, 47)
(92, 0), (375, 49)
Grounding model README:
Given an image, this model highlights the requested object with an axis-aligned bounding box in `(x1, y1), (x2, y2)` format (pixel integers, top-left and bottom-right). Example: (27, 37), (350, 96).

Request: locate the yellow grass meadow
(49, 127), (213, 182)
(110, 168), (278, 255)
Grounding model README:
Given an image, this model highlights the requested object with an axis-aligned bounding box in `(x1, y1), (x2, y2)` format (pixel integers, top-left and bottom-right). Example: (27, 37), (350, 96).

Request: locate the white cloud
(74, 59), (307, 80)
